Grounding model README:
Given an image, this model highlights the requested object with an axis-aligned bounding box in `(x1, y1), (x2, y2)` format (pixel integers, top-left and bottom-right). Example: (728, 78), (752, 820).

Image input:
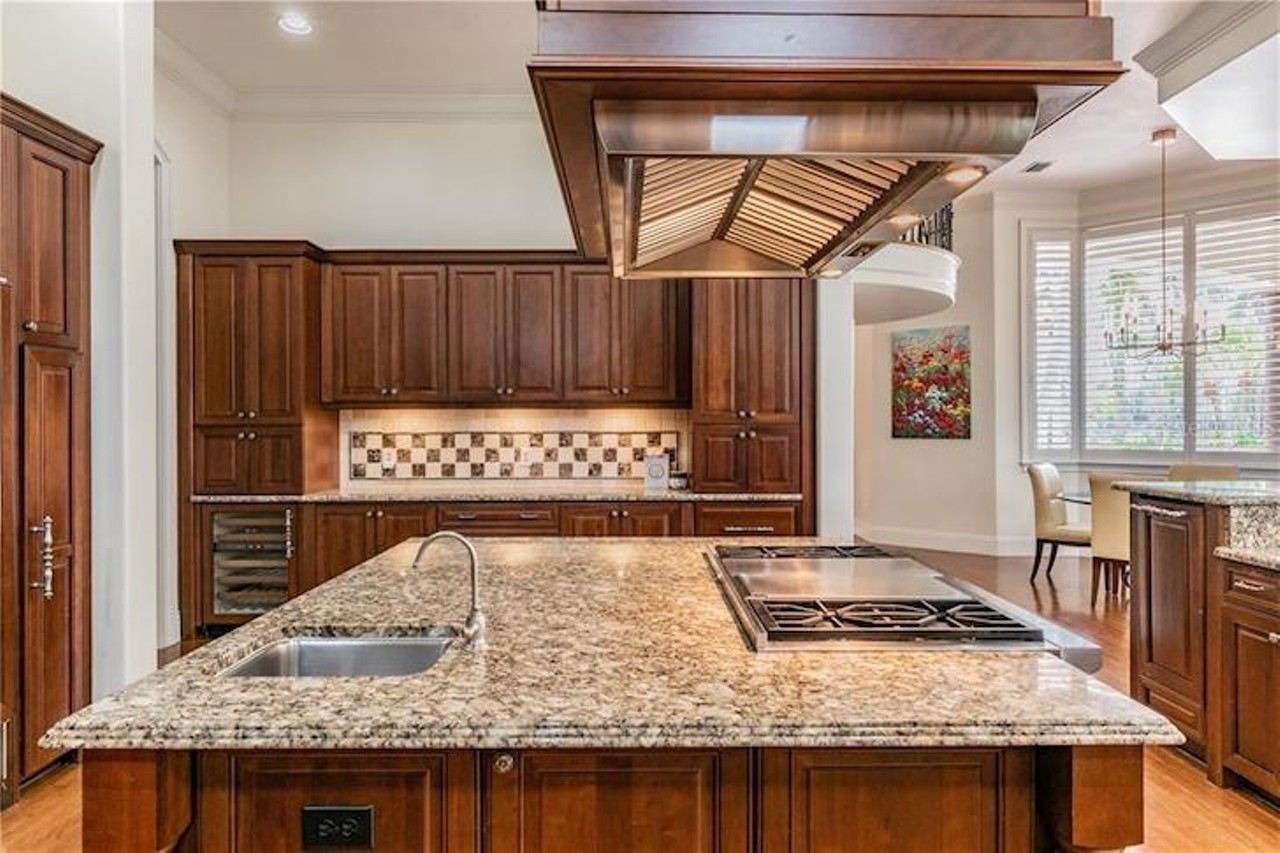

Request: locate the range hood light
(817, 268), (845, 279)
(944, 165), (987, 185)
(888, 212), (924, 229)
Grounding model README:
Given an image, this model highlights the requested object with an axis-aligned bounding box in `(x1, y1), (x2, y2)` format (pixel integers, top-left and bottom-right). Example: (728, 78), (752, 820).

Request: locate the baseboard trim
(854, 519), (1090, 558)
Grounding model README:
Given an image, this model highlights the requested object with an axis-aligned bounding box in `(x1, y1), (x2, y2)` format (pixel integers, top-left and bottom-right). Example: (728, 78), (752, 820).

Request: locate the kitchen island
(46, 538), (1180, 851)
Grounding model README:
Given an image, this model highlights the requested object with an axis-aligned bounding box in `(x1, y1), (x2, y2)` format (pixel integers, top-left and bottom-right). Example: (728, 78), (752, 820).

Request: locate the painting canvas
(891, 325), (972, 439)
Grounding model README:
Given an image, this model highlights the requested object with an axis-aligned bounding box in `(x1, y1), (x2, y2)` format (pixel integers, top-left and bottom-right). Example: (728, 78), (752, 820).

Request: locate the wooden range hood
(529, 1), (1124, 278)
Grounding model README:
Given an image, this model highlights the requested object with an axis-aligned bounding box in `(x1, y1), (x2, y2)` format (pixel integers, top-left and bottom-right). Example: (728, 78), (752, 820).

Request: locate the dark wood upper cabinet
(191, 258), (246, 424)
(564, 265), (688, 404)
(504, 266), (563, 401)
(448, 266), (506, 400)
(693, 278), (800, 423)
(14, 135), (88, 351)
(244, 261), (301, 422)
(390, 266), (448, 402)
(322, 265), (389, 402)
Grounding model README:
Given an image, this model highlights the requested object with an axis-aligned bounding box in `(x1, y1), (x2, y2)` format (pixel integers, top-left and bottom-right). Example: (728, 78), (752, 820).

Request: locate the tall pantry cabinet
(0, 94), (101, 796)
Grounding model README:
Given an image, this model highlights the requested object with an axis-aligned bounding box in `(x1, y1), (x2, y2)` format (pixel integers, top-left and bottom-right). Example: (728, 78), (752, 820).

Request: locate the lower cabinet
(695, 503), (799, 536)
(1211, 561), (1279, 798)
(304, 503), (435, 591)
(559, 503), (689, 536)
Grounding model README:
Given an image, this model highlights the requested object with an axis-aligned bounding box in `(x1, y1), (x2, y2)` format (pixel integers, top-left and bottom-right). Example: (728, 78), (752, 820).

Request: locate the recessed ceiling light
(277, 12), (313, 36)
(888, 211), (924, 228)
(943, 165), (986, 185)
(817, 268), (845, 279)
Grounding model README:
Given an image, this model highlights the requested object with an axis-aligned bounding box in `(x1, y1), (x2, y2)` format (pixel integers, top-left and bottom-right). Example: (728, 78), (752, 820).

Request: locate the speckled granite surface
(1215, 546), (1280, 573)
(1114, 480), (1280, 506)
(191, 485), (801, 504)
(44, 539), (1181, 751)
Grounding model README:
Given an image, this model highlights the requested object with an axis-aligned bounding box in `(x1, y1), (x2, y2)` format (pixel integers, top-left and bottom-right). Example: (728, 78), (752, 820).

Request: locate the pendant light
(1104, 126), (1226, 356)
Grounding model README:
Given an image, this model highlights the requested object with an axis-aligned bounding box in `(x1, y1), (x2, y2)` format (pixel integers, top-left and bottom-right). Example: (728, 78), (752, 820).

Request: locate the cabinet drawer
(695, 504), (798, 536)
(1224, 561), (1279, 615)
(437, 503), (559, 535)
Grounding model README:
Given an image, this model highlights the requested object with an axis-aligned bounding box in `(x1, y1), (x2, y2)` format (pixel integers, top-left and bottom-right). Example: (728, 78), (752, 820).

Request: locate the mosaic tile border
(350, 431), (679, 481)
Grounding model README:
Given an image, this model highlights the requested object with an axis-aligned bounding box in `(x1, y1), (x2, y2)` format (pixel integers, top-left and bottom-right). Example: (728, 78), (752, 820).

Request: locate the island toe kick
(82, 744), (1145, 852)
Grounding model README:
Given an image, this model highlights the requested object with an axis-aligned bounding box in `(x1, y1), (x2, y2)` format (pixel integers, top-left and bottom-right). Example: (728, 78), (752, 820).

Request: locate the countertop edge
(1214, 545), (1280, 573)
(1113, 480), (1280, 507)
(190, 491), (804, 504)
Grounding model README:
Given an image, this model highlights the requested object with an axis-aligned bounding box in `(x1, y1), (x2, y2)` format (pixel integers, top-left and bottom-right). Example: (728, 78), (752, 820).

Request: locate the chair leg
(1091, 557), (1103, 607)
(1046, 542), (1060, 576)
(1031, 539), (1045, 581)
(1103, 559), (1113, 593)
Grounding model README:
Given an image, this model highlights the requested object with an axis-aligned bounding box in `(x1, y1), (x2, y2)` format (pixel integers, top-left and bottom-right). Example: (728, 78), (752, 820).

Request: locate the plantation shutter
(1083, 222), (1186, 451)
(1193, 204), (1280, 453)
(1029, 233), (1075, 451)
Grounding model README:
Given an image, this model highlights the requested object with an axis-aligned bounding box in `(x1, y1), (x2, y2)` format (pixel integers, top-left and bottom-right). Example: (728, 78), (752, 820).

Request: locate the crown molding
(154, 30), (238, 117)
(1134, 1), (1280, 101)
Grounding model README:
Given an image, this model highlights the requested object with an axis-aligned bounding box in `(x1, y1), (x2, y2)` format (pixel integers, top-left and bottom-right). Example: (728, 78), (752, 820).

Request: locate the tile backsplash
(350, 431), (678, 481)
(342, 409), (689, 484)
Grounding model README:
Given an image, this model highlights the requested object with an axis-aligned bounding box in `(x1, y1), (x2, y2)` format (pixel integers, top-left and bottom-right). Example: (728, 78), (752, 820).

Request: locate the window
(1025, 200), (1280, 462)
(1083, 222), (1185, 451)
(1027, 232), (1075, 451)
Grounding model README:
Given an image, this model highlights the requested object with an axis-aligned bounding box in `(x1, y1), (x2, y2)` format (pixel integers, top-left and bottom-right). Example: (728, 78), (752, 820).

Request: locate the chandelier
(1104, 126), (1226, 356)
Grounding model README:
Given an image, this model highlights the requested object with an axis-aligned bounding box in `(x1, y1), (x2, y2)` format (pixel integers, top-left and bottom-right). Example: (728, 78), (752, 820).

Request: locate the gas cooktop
(707, 543), (1099, 671)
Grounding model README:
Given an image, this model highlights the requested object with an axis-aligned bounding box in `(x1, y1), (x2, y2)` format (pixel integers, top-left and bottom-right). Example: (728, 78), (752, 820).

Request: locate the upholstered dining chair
(1167, 463), (1240, 481)
(1087, 473), (1135, 606)
(1027, 462), (1091, 581)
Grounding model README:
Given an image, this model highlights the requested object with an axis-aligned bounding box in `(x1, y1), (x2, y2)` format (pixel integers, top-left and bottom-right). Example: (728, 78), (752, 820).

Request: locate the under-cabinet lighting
(277, 12), (313, 36)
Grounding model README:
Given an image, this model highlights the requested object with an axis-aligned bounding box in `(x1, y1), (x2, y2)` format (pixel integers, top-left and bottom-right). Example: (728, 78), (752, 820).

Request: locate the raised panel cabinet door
(691, 425), (748, 492)
(193, 428), (251, 494)
(21, 347), (88, 777)
(742, 278), (801, 422)
(563, 266), (619, 401)
(248, 428), (303, 494)
(375, 504), (436, 552)
(505, 266), (563, 400)
(448, 266), (506, 400)
(390, 266), (448, 401)
(1221, 605), (1279, 794)
(760, 749), (1026, 853)
(322, 265), (391, 402)
(244, 260), (301, 422)
(747, 426), (802, 493)
(619, 503), (686, 537)
(192, 258), (247, 423)
(16, 135), (87, 349)
(1130, 501), (1206, 747)
(692, 278), (742, 419)
(486, 750), (750, 853)
(558, 503), (616, 536)
(207, 752), (476, 853)
(619, 278), (684, 402)
(310, 505), (376, 588)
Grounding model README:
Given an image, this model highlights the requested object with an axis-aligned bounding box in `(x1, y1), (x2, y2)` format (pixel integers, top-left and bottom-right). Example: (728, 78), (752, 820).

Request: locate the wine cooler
(206, 507), (295, 620)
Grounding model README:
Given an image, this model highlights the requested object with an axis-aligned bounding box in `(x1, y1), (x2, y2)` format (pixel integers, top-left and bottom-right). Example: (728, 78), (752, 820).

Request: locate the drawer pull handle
(493, 753), (515, 774)
(1269, 633), (1280, 645)
(518, 512), (540, 521)
(724, 525), (774, 533)
(1132, 503), (1188, 519)
(21, 320), (37, 332)
(456, 513), (478, 521)
(1232, 578), (1269, 593)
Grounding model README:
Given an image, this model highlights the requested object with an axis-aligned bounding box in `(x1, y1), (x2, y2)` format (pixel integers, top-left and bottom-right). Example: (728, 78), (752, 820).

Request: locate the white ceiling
(155, 1), (536, 95)
(156, 0), (1248, 191)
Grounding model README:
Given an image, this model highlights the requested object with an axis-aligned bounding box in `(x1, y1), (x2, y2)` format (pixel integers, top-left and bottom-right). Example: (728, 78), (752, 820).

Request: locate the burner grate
(751, 598), (1044, 643)
(715, 544), (896, 560)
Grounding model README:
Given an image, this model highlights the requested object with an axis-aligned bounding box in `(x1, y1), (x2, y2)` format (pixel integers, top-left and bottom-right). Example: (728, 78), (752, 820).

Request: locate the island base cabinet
(485, 749), (751, 853)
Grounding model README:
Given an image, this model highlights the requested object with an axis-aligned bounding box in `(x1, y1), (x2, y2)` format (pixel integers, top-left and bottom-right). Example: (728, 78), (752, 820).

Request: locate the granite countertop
(1113, 480), (1280, 507)
(191, 483), (802, 504)
(1214, 546), (1280, 573)
(44, 539), (1180, 751)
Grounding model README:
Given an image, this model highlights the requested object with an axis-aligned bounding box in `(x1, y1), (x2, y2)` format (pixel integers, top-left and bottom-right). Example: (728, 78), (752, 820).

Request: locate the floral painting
(891, 325), (972, 439)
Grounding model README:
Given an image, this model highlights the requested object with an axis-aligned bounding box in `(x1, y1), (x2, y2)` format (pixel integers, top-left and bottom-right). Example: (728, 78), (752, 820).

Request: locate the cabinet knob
(494, 387), (504, 395)
(237, 432), (247, 440)
(21, 320), (37, 332)
(376, 510), (384, 518)
(247, 411), (257, 419)
(621, 387), (631, 395)
(748, 430), (757, 439)
(506, 387), (515, 395)
(247, 432), (258, 441)
(610, 510), (619, 518)
(366, 510), (374, 518)
(748, 410), (757, 418)
(389, 387), (399, 396)
(380, 388), (389, 396)
(0, 275), (8, 285)
(621, 510), (630, 518)
(610, 388), (620, 395)
(737, 410), (747, 419)
(237, 411), (246, 419)
(1269, 633), (1280, 645)
(737, 431), (747, 439)
(493, 753), (516, 774)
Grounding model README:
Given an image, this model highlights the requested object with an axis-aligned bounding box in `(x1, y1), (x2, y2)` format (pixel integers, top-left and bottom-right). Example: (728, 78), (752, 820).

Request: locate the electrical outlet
(301, 805), (374, 848)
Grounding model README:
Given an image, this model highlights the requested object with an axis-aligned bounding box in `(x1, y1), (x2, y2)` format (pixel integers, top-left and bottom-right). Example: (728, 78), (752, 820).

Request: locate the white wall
(2, 0), (159, 696)
(228, 107), (573, 248)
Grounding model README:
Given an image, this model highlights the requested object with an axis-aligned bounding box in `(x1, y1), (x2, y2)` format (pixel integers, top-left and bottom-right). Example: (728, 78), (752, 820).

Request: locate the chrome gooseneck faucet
(412, 531), (485, 645)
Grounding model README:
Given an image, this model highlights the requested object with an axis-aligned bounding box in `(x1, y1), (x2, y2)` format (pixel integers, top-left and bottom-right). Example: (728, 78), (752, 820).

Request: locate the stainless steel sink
(220, 636), (452, 677)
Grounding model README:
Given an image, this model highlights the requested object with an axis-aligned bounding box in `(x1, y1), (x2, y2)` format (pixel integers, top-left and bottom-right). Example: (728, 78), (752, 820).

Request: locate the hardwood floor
(0, 550), (1276, 851)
